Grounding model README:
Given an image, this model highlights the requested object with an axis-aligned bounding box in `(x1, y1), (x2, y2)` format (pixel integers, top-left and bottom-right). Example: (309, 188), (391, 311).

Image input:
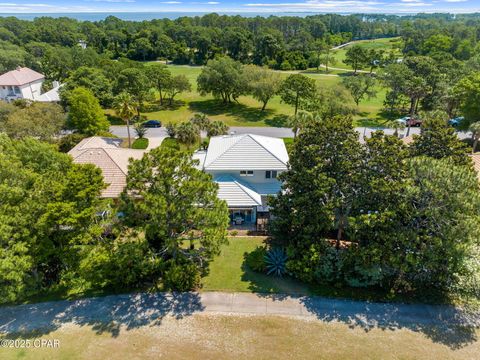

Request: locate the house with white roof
(195, 133), (289, 227)
(0, 67), (61, 102)
(68, 137), (145, 198)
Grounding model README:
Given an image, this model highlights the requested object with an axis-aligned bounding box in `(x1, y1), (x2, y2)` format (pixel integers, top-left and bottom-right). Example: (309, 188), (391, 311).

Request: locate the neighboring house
(68, 137), (145, 198)
(470, 153), (480, 182)
(0, 67), (60, 102)
(195, 134), (289, 228)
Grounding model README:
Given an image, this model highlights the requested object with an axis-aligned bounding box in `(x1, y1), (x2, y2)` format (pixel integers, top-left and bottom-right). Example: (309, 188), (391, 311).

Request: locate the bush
(132, 137), (149, 149)
(245, 246), (267, 273)
(162, 258), (201, 291)
(166, 122), (176, 138)
(57, 133), (88, 153)
(161, 137), (180, 150)
(77, 237), (159, 291)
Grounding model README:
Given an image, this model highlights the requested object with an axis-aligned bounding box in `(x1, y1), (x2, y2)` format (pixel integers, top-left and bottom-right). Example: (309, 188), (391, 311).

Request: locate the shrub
(162, 258), (201, 291)
(245, 246), (267, 273)
(77, 237), (159, 291)
(134, 123), (148, 139)
(166, 122), (177, 138)
(265, 248), (288, 277)
(132, 137), (149, 149)
(161, 137), (180, 150)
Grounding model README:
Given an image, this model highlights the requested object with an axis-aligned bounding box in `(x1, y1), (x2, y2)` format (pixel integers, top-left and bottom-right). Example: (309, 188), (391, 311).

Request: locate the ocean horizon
(0, 12), (416, 22)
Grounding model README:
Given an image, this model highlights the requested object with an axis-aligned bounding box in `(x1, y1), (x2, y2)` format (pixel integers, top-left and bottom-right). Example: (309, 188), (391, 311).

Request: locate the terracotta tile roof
(0, 67), (44, 86)
(470, 153), (480, 181)
(68, 137), (145, 198)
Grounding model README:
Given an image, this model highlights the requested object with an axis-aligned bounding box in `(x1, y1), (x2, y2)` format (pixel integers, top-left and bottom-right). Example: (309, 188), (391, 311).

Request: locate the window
(14, 86), (21, 94)
(265, 170), (277, 179)
(240, 170), (254, 177)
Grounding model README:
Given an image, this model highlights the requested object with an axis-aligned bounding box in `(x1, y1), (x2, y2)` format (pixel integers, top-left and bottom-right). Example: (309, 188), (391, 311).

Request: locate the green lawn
(202, 237), (310, 295)
(131, 137), (149, 149)
(331, 37), (403, 71)
(112, 58), (396, 128)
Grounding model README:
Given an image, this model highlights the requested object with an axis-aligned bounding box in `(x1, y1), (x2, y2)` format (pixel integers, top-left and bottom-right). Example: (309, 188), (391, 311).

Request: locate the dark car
(142, 120), (162, 128)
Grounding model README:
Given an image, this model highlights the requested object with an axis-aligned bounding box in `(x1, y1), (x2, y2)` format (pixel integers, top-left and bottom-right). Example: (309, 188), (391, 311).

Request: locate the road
(110, 125), (424, 141)
(0, 291), (478, 336)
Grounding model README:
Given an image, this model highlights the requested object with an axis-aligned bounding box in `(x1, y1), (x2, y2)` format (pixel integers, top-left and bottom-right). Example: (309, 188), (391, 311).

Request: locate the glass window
(266, 170), (277, 179)
(240, 170), (254, 177)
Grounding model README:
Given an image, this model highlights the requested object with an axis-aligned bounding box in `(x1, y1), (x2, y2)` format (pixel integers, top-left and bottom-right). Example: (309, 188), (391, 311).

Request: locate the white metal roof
(36, 85), (62, 102)
(0, 67), (44, 86)
(203, 134), (289, 171)
(214, 174), (263, 207)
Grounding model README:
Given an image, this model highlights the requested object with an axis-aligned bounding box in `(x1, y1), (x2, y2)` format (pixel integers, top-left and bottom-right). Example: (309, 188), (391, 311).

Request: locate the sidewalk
(1, 291), (478, 335)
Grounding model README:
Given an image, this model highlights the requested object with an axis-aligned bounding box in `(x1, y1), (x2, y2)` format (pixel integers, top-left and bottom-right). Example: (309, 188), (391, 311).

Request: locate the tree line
(1, 12), (480, 75)
(270, 114), (480, 298)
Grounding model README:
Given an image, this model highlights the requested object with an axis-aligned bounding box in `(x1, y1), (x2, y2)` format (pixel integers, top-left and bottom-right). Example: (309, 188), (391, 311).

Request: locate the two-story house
(0, 67), (45, 101)
(195, 134), (289, 228)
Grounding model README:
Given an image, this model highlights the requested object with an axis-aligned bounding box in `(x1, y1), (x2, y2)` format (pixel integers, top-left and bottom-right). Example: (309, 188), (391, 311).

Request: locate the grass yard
(2, 314), (478, 360)
(202, 237), (310, 295)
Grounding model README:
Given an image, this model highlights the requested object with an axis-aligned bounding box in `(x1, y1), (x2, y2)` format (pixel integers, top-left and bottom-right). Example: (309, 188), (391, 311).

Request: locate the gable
(204, 134), (288, 171)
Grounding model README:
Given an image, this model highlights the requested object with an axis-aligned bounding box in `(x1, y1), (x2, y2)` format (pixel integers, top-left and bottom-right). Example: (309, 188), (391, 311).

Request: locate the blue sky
(0, 0), (478, 14)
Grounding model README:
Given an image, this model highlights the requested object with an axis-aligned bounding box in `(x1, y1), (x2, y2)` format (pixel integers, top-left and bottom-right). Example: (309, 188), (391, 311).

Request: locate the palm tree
(385, 119), (406, 138)
(114, 92), (137, 148)
(207, 120), (229, 137)
(287, 111), (316, 138)
(190, 113), (210, 131)
(176, 121), (199, 149)
(469, 121), (480, 153)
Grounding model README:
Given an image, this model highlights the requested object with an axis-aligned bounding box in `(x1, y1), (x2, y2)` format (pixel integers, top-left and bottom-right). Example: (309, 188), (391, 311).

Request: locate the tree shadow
(189, 99), (286, 127)
(299, 296), (479, 349)
(142, 100), (186, 112)
(0, 292), (204, 339)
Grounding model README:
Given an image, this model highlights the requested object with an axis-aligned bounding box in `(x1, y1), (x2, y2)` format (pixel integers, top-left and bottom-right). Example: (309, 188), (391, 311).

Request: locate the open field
(1, 314), (478, 360)
(119, 45), (402, 128)
(135, 64), (388, 127)
(330, 37), (404, 70)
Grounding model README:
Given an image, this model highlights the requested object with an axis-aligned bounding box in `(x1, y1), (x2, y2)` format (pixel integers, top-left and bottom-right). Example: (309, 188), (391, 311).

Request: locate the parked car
(142, 120), (162, 128)
(395, 116), (422, 127)
(448, 116), (464, 127)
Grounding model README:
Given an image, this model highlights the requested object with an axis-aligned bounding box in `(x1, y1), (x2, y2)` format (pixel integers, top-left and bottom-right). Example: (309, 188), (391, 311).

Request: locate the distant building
(78, 40), (87, 49)
(0, 67), (61, 103)
(0, 67), (45, 101)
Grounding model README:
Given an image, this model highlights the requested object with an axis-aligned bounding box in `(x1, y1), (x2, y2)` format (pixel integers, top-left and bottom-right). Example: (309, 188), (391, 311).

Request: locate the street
(110, 125), (430, 142)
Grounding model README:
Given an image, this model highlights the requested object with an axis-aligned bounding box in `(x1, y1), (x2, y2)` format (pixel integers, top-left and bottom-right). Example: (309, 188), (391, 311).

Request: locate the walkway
(1, 291), (478, 337)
